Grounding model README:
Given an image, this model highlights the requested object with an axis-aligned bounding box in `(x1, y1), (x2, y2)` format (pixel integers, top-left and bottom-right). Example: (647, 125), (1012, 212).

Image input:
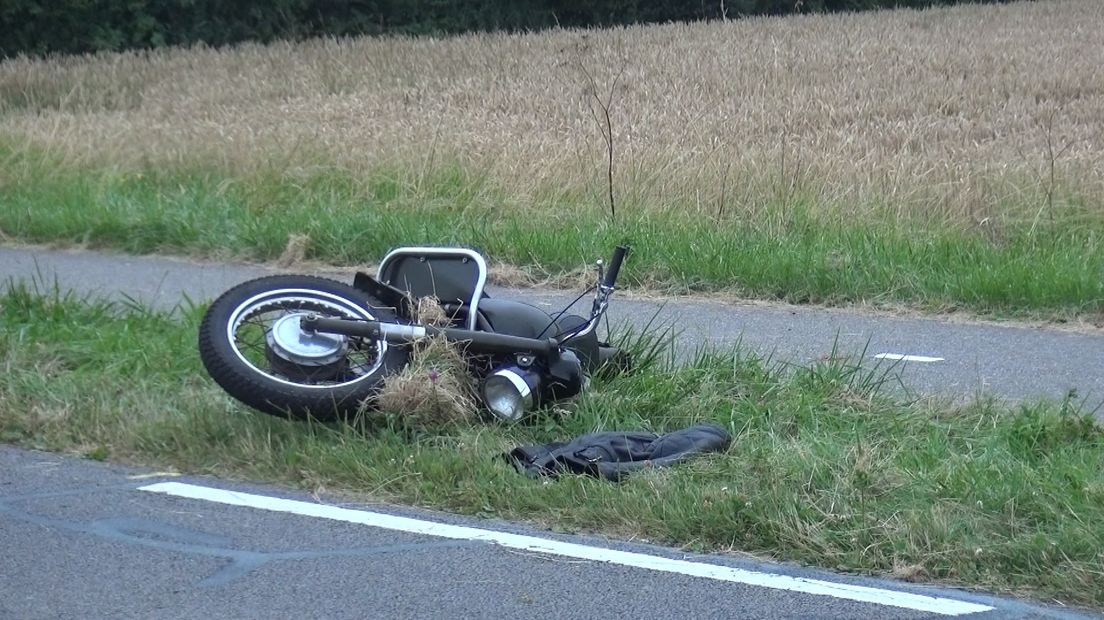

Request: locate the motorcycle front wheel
(198, 275), (410, 420)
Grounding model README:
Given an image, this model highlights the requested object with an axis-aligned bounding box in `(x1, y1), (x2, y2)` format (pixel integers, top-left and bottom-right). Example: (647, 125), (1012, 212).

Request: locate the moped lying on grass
(198, 246), (630, 422)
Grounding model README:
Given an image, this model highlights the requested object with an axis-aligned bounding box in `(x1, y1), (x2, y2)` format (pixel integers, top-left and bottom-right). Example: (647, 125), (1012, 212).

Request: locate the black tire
(198, 275), (410, 420)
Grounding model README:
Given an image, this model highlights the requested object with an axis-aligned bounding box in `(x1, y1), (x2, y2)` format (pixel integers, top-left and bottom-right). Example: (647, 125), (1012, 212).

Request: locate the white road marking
(874, 353), (945, 363)
(139, 482), (993, 616)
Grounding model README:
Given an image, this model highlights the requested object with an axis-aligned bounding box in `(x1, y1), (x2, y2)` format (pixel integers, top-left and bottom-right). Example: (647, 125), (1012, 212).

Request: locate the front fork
(299, 315), (563, 359)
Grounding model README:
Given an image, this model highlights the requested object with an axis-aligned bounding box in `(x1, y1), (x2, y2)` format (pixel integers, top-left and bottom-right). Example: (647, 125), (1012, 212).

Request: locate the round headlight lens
(482, 369), (536, 421)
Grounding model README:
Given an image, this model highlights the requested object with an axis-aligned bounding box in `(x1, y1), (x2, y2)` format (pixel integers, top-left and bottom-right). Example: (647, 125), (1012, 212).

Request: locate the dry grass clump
(276, 233), (311, 267)
(2, 1), (1103, 225)
(374, 294), (478, 428)
(413, 295), (449, 326)
(374, 332), (479, 429)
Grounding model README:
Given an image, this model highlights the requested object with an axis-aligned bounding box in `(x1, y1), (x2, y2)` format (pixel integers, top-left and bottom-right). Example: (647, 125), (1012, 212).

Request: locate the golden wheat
(1, 0), (1102, 224)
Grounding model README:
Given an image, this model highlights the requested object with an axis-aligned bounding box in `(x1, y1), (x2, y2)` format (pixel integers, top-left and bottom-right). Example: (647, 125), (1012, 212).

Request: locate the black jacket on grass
(506, 424), (731, 481)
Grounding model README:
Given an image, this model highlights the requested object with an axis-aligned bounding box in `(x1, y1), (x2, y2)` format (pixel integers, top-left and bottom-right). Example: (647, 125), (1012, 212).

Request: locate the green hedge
(1, 0), (1014, 58)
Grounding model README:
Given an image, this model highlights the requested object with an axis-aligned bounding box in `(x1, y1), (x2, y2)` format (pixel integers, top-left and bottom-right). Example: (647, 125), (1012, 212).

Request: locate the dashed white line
(874, 353), (945, 363)
(139, 481), (993, 616)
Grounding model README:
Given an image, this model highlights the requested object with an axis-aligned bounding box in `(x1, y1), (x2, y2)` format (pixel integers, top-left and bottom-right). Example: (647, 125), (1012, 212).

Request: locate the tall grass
(1, 1), (1103, 316)
(0, 0), (1101, 227)
(2, 152), (1102, 316)
(1, 285), (1101, 606)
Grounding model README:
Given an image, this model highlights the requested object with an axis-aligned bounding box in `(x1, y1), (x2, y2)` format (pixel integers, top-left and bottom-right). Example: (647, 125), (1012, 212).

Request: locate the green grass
(1, 284), (1102, 607)
(2, 144), (1103, 318)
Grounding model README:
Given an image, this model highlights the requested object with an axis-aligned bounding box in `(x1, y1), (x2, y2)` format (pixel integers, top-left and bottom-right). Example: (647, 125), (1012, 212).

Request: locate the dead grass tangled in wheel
(374, 298), (480, 428)
(1, 0), (1102, 228)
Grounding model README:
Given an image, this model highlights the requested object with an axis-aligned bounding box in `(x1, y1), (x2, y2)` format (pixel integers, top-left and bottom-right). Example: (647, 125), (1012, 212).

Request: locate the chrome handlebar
(555, 246), (627, 345)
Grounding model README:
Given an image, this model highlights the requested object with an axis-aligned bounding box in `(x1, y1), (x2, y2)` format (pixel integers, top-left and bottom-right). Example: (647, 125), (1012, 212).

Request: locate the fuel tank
(476, 298), (599, 369)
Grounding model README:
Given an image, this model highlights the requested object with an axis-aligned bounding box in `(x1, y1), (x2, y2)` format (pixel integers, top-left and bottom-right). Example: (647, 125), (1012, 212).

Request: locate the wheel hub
(266, 313), (348, 366)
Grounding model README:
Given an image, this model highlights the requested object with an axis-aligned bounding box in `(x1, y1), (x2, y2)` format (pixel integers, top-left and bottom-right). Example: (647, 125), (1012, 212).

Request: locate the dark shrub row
(1, 0), (1014, 58)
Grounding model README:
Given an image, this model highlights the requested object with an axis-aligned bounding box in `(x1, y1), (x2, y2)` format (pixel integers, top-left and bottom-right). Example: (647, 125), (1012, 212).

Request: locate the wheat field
(1, 0), (1102, 225)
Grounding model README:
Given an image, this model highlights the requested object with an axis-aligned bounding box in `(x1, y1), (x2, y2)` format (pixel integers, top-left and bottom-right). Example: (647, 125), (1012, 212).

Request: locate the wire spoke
(229, 294), (384, 388)
(234, 337), (267, 355)
(240, 316), (272, 330)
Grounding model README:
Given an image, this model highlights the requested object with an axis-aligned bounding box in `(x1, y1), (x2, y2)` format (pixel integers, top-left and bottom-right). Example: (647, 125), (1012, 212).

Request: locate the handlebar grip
(602, 246), (629, 289)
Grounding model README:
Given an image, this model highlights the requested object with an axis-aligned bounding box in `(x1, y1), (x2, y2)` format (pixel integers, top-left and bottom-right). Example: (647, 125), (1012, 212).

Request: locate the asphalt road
(2, 245), (1103, 405)
(2, 245), (1104, 618)
(1, 445), (1094, 620)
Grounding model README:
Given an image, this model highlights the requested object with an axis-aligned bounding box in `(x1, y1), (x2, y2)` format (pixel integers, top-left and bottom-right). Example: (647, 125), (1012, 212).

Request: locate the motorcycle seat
(377, 247), (488, 330)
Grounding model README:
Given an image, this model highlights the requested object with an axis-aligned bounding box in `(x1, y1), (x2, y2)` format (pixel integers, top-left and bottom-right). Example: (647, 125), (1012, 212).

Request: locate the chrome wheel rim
(225, 288), (387, 389)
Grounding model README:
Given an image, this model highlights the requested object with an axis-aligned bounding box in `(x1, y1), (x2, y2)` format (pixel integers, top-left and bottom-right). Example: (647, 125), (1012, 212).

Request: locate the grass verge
(2, 148), (1103, 319)
(1, 283), (1102, 607)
